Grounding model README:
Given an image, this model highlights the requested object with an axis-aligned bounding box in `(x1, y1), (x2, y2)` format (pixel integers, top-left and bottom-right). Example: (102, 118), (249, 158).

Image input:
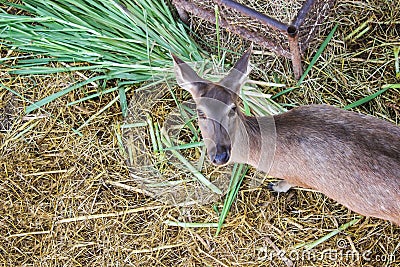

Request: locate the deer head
(172, 47), (252, 166)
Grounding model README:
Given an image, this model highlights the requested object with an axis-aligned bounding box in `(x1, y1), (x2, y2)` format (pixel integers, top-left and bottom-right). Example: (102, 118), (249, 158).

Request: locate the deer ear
(172, 54), (207, 97)
(219, 45), (252, 95)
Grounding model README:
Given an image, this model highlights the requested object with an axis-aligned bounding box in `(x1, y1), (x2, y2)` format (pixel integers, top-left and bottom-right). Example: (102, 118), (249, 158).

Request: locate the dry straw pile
(1, 0), (399, 266)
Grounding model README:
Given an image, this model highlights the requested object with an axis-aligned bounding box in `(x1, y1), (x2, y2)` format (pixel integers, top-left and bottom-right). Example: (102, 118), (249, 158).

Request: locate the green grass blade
(163, 141), (204, 151)
(119, 86), (128, 117)
(215, 163), (248, 236)
(161, 129), (222, 195)
(146, 113), (158, 153)
(66, 86), (120, 106)
(394, 46), (400, 79)
(214, 4), (221, 62)
(298, 24), (338, 85)
(0, 82), (83, 135)
(272, 24), (339, 99)
(343, 85), (394, 110)
(295, 217), (361, 250)
(25, 75), (108, 113)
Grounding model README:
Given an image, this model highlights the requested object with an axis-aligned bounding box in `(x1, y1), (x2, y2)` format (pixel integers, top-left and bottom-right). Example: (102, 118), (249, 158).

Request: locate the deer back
(270, 104), (400, 225)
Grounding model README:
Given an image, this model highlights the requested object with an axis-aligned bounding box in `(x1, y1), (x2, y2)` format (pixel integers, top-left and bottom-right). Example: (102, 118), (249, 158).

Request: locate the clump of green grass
(0, 0), (203, 114)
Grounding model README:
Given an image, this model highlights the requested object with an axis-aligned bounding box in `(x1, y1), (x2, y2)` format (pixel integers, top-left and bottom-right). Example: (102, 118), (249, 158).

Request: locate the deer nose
(213, 151), (230, 165)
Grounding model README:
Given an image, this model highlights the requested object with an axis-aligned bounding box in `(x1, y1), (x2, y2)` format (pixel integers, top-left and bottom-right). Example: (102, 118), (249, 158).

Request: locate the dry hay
(1, 0), (400, 266)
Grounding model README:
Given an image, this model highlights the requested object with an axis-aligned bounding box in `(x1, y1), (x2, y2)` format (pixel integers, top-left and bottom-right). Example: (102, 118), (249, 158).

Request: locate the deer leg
(268, 180), (293, 193)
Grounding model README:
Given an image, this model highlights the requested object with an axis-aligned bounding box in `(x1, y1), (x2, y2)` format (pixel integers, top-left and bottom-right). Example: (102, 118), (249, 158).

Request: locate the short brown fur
(172, 49), (400, 226)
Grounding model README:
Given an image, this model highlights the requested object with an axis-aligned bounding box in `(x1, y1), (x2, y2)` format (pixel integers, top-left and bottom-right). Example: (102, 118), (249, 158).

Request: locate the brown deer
(172, 47), (400, 226)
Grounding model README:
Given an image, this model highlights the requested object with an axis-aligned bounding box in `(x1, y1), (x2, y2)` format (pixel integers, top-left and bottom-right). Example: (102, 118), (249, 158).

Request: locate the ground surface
(1, 0), (399, 266)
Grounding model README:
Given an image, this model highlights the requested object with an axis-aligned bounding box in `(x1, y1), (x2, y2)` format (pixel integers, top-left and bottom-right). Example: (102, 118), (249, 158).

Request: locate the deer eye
(197, 109), (207, 120)
(228, 105), (237, 117)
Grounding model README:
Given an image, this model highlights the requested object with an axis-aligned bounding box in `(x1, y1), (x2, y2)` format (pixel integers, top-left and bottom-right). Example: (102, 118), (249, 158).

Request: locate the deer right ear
(218, 45), (252, 95)
(172, 54), (207, 97)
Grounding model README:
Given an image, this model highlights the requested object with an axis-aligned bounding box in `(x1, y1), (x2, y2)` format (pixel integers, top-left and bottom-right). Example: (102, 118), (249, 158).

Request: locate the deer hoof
(268, 180), (292, 193)
(267, 182), (276, 192)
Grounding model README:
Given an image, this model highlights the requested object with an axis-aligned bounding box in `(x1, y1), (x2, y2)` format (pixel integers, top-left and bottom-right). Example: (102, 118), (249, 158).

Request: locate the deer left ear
(172, 53), (207, 98)
(219, 45), (252, 95)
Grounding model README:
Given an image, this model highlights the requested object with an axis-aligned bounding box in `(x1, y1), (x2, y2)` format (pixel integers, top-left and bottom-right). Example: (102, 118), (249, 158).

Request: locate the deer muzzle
(212, 145), (231, 165)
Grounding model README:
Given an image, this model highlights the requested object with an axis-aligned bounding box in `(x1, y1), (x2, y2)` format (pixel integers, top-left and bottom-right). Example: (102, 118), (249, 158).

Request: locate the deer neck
(230, 114), (276, 173)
